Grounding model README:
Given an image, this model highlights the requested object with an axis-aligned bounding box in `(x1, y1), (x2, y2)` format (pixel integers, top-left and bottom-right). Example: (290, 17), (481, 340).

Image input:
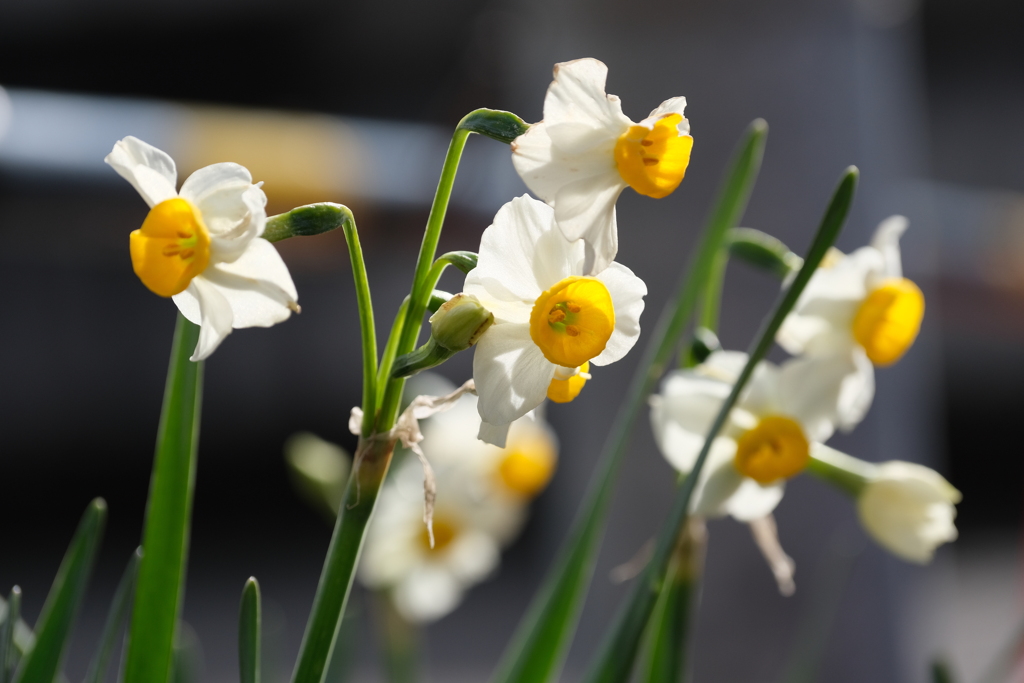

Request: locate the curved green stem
(376, 123), (473, 430)
(336, 209), (378, 438)
(376, 298), (409, 397)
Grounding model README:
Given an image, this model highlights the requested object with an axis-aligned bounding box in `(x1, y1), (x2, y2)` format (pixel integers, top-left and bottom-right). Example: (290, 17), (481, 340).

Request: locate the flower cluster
(651, 218), (956, 567)
(359, 390), (558, 622)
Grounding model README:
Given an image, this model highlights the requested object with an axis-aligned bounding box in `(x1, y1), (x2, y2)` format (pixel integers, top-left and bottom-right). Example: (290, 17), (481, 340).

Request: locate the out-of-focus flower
(650, 351), (842, 521)
(359, 381), (558, 623)
(776, 216), (924, 429)
(512, 58), (692, 274)
(464, 195), (647, 447)
(106, 136), (298, 360)
(809, 444), (960, 563)
(859, 461), (960, 563)
(422, 391), (558, 506)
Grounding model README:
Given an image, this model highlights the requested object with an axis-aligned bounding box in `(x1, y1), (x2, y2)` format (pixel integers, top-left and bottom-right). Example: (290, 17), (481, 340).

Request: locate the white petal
(838, 347), (875, 430)
(870, 215), (907, 281)
(104, 136), (178, 208)
(696, 350), (749, 384)
(393, 566), (462, 623)
(652, 371), (731, 473)
(444, 530), (500, 583)
(776, 355), (850, 443)
(737, 360), (782, 418)
(591, 262), (646, 365)
(724, 479), (786, 522)
(199, 238), (298, 329)
(472, 324), (554, 431)
(553, 172), (625, 275)
(180, 164), (267, 262)
(688, 439), (741, 518)
(644, 96), (690, 135)
(465, 196), (576, 307)
(176, 277), (235, 361)
(478, 421), (511, 448)
(543, 59), (632, 152)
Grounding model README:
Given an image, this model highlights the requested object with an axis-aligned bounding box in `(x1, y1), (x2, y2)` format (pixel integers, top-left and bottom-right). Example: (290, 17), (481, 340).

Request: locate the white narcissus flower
(465, 195), (647, 447)
(650, 351), (843, 521)
(358, 453), (525, 624)
(422, 391), (558, 509)
(858, 461), (960, 563)
(776, 216), (924, 430)
(512, 58), (692, 274)
(106, 136), (299, 361)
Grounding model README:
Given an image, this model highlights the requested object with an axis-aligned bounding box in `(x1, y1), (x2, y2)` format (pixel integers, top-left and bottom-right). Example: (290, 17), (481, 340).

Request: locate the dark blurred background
(2, 0), (1022, 680)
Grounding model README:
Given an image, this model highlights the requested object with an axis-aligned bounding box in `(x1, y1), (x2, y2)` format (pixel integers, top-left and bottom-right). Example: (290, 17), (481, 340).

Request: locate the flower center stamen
(420, 516), (459, 553)
(129, 197), (211, 297)
(498, 432), (558, 498)
(733, 415), (810, 485)
(851, 278), (925, 366)
(547, 361), (591, 403)
(529, 277), (615, 368)
(614, 113), (693, 199)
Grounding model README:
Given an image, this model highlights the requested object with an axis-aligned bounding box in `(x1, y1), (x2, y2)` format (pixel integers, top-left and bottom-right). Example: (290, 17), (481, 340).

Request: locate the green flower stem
(805, 444), (874, 498)
(375, 126), (471, 431)
(376, 298), (409, 394)
(698, 249), (728, 333)
(292, 437), (396, 683)
(124, 314), (202, 683)
(581, 167), (858, 683)
(490, 120), (769, 683)
(292, 109), (524, 683)
(335, 208), (378, 438)
(640, 520), (706, 683)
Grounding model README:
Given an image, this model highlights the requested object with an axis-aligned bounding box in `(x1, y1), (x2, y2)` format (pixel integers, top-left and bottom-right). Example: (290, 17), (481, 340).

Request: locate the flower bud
(857, 461), (961, 564)
(429, 294), (494, 352)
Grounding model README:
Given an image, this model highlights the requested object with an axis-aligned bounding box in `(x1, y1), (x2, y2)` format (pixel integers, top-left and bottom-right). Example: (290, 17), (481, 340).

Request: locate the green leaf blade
(83, 548), (141, 683)
(581, 167), (858, 683)
(123, 314), (204, 683)
(14, 498), (107, 683)
(489, 120), (769, 683)
(239, 578), (261, 683)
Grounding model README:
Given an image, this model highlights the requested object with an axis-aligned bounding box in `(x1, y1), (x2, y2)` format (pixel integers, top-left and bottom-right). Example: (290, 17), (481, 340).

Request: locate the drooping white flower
(464, 195), (647, 447)
(859, 461), (960, 563)
(106, 136), (298, 360)
(512, 58), (693, 274)
(358, 451), (526, 624)
(809, 444), (960, 563)
(776, 216), (924, 430)
(650, 351), (843, 521)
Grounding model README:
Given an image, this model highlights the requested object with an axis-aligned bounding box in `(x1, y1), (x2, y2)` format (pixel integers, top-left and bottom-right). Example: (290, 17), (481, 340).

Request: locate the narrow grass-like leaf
(83, 548), (141, 683)
(640, 522), (705, 683)
(14, 498), (107, 683)
(490, 120), (768, 683)
(239, 578), (261, 683)
(123, 314), (203, 683)
(581, 167), (858, 683)
(1, 586), (22, 683)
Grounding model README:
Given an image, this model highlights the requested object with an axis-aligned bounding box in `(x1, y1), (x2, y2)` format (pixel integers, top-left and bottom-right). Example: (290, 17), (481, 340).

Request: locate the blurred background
(1, 0), (1022, 680)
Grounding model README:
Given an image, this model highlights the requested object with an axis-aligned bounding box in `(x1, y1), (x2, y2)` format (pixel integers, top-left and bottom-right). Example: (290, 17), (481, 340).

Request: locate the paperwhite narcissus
(358, 451), (526, 623)
(650, 351), (843, 521)
(810, 444), (960, 563)
(776, 216), (924, 430)
(422, 391), (558, 507)
(512, 58), (692, 275)
(106, 136), (299, 361)
(859, 461), (960, 563)
(465, 195), (647, 447)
